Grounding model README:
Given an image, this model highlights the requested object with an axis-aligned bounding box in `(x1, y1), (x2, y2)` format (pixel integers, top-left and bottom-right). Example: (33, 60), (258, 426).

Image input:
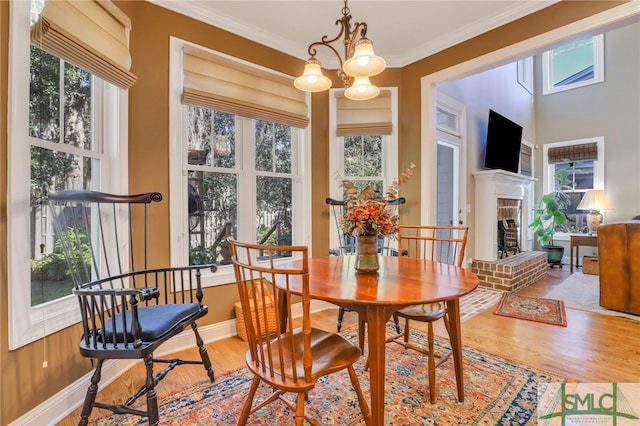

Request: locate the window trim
(168, 37), (312, 286)
(542, 136), (605, 241)
(7, 1), (128, 350)
(328, 88), (399, 251)
(542, 34), (604, 95)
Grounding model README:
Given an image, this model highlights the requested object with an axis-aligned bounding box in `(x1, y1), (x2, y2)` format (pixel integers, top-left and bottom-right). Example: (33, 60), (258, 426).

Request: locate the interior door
(436, 94), (466, 227)
(437, 140), (459, 226)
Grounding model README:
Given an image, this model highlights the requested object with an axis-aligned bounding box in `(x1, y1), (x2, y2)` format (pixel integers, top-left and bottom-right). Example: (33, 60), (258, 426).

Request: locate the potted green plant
(529, 166), (576, 265)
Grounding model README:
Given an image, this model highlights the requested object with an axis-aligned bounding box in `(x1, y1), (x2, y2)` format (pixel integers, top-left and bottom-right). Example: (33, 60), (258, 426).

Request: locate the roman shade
(336, 91), (392, 136)
(548, 142), (598, 164)
(182, 45), (309, 128)
(30, 0), (136, 89)
(520, 144), (532, 176)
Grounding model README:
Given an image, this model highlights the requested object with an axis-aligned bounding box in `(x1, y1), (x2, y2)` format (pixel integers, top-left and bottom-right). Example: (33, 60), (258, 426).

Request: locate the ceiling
(148, 1), (559, 69)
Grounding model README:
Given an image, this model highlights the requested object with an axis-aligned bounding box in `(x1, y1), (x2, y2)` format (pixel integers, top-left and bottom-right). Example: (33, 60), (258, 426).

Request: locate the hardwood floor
(57, 266), (640, 425)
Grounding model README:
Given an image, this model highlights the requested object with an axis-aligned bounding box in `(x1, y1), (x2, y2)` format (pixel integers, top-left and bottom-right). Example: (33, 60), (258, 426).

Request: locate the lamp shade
(577, 189), (613, 211)
(344, 76), (380, 101)
(294, 59), (332, 92)
(342, 39), (386, 77)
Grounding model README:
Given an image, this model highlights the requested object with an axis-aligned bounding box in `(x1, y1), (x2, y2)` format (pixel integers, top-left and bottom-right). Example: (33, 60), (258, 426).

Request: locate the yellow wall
(0, 1), (626, 423)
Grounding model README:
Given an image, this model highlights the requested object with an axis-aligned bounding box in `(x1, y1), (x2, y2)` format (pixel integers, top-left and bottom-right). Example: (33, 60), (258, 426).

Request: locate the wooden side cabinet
(597, 222), (640, 315)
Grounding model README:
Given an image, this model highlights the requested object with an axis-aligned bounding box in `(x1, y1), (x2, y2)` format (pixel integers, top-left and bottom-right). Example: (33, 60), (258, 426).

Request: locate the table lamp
(577, 189), (613, 234)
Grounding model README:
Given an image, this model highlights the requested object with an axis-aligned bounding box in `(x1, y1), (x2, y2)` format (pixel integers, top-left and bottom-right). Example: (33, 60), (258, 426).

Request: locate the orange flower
(338, 163), (416, 237)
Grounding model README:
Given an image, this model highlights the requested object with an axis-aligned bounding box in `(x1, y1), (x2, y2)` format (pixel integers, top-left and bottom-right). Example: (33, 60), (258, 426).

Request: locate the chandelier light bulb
(344, 75), (380, 101)
(342, 39), (386, 77)
(294, 58), (332, 92)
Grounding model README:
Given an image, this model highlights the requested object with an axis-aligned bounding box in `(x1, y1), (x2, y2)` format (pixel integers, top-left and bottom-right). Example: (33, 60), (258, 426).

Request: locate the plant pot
(542, 245), (564, 265)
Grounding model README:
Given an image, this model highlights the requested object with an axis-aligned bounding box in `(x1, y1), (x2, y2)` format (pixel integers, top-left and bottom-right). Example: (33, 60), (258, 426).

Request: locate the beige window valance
(182, 45), (309, 128)
(548, 142), (598, 164)
(336, 91), (392, 136)
(31, 0), (136, 89)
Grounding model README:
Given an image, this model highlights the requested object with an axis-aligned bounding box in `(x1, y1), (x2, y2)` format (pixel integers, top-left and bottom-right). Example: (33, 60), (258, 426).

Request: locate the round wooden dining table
(280, 255), (479, 426)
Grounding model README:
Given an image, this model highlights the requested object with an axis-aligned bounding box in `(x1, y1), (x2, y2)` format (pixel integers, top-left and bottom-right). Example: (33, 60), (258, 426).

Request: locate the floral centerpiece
(339, 163), (416, 238)
(337, 163), (416, 273)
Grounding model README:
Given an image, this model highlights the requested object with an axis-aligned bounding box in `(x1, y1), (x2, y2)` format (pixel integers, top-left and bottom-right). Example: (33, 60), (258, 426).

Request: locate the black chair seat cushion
(102, 303), (202, 343)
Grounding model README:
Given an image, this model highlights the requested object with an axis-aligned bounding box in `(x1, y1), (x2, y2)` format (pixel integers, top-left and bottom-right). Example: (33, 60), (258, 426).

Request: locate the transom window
(542, 34), (604, 95)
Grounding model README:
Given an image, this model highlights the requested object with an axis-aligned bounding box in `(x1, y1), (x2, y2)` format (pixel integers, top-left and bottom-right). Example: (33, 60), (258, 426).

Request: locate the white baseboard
(10, 300), (334, 426)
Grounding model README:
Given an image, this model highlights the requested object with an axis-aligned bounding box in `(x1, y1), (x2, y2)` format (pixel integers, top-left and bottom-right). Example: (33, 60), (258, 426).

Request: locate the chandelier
(293, 0), (386, 101)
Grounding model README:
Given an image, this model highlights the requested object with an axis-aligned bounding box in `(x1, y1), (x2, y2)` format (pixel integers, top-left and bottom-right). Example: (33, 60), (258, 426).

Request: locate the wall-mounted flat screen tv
(484, 109), (523, 174)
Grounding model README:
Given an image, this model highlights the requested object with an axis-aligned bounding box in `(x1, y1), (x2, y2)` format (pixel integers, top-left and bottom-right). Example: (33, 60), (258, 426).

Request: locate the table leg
(446, 298), (465, 402)
(570, 241), (574, 273)
(365, 306), (393, 426)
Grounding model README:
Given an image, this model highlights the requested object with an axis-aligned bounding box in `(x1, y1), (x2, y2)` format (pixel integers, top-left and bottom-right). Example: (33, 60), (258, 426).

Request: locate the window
(542, 137), (605, 237)
(328, 89), (399, 251)
(8, 1), (127, 349)
(168, 38), (310, 285)
(185, 107), (299, 267)
(542, 34), (604, 95)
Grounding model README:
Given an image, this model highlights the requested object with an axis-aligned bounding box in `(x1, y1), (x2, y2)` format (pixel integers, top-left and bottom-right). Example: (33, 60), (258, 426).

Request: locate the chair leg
(403, 318), (411, 344)
(393, 313), (402, 333)
(337, 307), (347, 332)
(427, 322), (437, 404)
(79, 359), (104, 426)
(238, 376), (260, 426)
(143, 354), (160, 426)
(295, 392), (306, 426)
(347, 365), (372, 424)
(192, 322), (215, 382)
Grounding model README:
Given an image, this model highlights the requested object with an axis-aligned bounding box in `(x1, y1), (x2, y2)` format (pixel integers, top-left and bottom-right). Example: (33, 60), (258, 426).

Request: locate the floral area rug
(493, 293), (567, 327)
(94, 327), (570, 425)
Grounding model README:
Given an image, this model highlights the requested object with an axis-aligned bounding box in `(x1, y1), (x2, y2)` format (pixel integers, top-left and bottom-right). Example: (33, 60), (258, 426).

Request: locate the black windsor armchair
(48, 190), (216, 426)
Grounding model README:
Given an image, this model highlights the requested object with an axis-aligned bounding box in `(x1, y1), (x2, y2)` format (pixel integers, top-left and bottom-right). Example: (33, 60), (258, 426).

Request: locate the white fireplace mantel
(472, 170), (536, 261)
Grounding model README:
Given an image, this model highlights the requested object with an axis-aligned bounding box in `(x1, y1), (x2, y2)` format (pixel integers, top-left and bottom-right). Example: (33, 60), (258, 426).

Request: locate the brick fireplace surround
(471, 251), (547, 292)
(472, 170), (547, 292)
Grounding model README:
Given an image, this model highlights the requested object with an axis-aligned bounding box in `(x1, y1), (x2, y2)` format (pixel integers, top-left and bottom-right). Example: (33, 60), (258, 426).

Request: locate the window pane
(29, 46), (60, 141)
(188, 170), (237, 265)
(63, 62), (92, 149)
(553, 160), (593, 234)
(344, 135), (382, 177)
(256, 176), (292, 246)
(552, 36), (595, 87)
(274, 123), (291, 173)
(31, 148), (95, 306)
(256, 121), (292, 173)
(436, 107), (458, 133)
(187, 107), (236, 168)
(255, 120), (274, 172)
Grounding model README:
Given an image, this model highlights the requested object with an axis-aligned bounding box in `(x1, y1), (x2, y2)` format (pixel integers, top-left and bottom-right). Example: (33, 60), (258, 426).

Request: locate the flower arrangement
(339, 163), (416, 238)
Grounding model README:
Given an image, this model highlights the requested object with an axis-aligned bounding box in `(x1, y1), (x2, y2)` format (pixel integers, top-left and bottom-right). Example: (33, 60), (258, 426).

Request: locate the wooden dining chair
(227, 238), (371, 426)
(387, 224), (469, 403)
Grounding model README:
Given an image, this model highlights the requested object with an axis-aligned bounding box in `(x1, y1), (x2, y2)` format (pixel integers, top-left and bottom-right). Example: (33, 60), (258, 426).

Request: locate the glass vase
(355, 234), (380, 273)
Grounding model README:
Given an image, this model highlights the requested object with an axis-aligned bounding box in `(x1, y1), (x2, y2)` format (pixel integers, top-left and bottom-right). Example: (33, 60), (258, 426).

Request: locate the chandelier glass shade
(294, 59), (333, 92)
(344, 76), (380, 101)
(294, 0), (386, 100)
